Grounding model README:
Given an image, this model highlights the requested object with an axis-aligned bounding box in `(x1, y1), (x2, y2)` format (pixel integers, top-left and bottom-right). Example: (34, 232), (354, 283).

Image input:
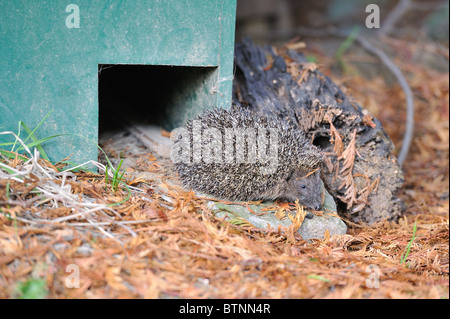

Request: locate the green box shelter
(0, 1), (237, 165)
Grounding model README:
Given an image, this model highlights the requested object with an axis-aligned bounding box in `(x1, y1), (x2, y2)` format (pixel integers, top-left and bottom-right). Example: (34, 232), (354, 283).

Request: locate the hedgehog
(170, 106), (324, 210)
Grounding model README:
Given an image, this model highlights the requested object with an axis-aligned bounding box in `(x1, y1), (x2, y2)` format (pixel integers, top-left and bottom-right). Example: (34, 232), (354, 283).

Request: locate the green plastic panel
(0, 0), (236, 165)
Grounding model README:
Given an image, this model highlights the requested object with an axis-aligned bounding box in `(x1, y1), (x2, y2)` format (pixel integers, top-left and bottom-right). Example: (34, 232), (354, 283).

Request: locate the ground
(0, 35), (448, 299)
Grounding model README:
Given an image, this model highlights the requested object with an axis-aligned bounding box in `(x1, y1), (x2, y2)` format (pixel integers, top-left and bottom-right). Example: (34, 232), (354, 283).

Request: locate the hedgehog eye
(300, 184), (306, 189)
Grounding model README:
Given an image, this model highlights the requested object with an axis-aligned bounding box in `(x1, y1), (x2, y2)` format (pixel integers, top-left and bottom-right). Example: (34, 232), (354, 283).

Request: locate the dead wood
(232, 38), (404, 224)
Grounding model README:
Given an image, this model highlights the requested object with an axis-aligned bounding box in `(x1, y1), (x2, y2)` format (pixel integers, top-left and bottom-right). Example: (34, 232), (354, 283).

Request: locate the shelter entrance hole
(98, 64), (218, 136)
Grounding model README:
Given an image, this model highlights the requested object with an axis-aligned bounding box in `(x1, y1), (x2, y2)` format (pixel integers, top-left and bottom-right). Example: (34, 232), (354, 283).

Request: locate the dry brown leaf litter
(0, 38), (448, 299)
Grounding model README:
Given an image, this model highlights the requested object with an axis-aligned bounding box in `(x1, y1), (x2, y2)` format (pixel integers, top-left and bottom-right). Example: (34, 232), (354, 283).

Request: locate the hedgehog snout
(300, 198), (322, 211)
(285, 169), (323, 211)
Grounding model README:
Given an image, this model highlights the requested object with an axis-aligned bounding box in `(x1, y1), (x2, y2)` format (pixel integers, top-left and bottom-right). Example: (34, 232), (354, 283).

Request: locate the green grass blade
(114, 158), (124, 179)
(17, 134), (67, 150)
(6, 181), (10, 199)
(400, 221), (418, 265)
(9, 121), (23, 153)
(0, 150), (28, 161)
(336, 26), (361, 58)
(0, 162), (19, 175)
(19, 121), (50, 161)
(307, 275), (331, 283)
(1, 134), (69, 162)
(107, 182), (132, 207)
(335, 26), (361, 73)
(65, 133), (116, 173)
(107, 158), (125, 192)
(10, 110), (52, 154)
(105, 165), (109, 185)
(118, 169), (126, 183)
(20, 110), (53, 146)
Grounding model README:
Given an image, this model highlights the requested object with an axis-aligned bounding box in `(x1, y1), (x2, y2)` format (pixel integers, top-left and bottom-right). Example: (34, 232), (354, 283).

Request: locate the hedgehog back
(172, 107), (322, 201)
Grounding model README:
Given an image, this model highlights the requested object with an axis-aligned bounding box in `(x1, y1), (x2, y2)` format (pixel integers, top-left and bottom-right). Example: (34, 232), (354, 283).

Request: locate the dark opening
(98, 64), (217, 135)
(312, 134), (331, 149)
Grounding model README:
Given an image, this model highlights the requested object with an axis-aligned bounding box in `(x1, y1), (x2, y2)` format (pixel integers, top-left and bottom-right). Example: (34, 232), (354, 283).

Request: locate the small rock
(210, 182), (347, 240)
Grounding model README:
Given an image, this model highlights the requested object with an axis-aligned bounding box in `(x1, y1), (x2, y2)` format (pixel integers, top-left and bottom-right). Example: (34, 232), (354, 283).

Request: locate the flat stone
(211, 182), (347, 240)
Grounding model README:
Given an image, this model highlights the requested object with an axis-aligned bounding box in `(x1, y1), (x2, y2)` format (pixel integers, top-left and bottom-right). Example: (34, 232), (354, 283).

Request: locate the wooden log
(232, 38), (404, 224)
